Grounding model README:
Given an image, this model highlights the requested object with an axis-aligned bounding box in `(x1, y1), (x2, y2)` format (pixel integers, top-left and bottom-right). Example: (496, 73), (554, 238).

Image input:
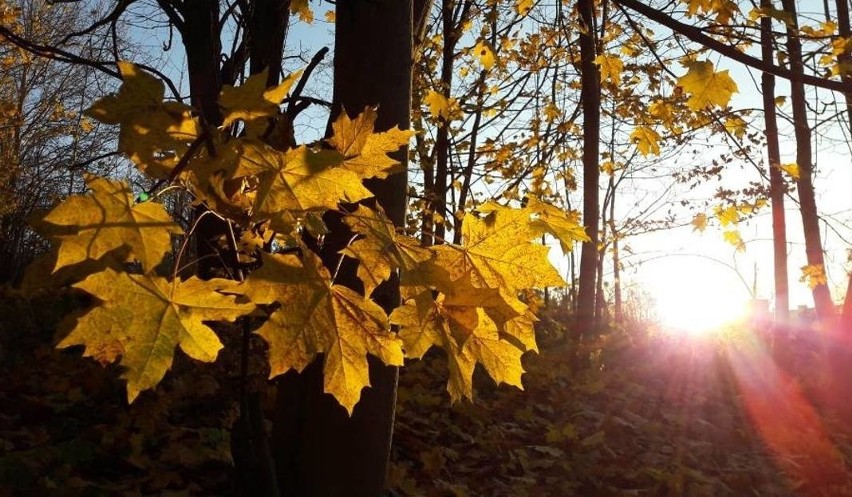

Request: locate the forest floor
(2, 292), (852, 496)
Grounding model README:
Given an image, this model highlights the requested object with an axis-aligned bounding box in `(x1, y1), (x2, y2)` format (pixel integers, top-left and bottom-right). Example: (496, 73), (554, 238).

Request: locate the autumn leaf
(405, 203), (565, 294)
(779, 162), (800, 180)
(800, 264), (827, 289)
(516, 0), (534, 15)
(85, 62), (200, 178)
(340, 206), (433, 296)
(327, 107), (414, 179)
(630, 126), (661, 156)
(425, 89), (451, 120)
(714, 204), (739, 227)
(60, 269), (254, 402)
(691, 213), (708, 232)
(228, 139), (371, 221)
(594, 54), (624, 85)
(524, 198), (589, 253)
(86, 61), (163, 124)
(677, 60), (738, 110)
(32, 175), (183, 274)
(290, 0), (313, 23)
(237, 252), (404, 414)
(724, 115), (747, 138)
(472, 39), (497, 70)
(219, 69), (301, 127)
(723, 229), (746, 252)
(390, 288), (526, 402)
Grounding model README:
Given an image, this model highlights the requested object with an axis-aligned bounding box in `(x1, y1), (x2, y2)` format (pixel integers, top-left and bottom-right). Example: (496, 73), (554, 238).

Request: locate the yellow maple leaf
(594, 53), (624, 85)
(405, 204), (565, 294)
(724, 115), (747, 138)
(228, 139), (370, 222)
(677, 60), (738, 110)
(524, 198), (589, 253)
(516, 0), (534, 15)
(630, 126), (661, 156)
(723, 229), (746, 252)
(390, 288), (526, 402)
(327, 107), (414, 179)
(324, 10), (335, 23)
(237, 252), (404, 414)
(779, 162), (800, 180)
(219, 69), (302, 127)
(32, 175), (183, 273)
(424, 89), (451, 120)
(714, 204), (739, 227)
(85, 62), (200, 178)
(60, 269), (253, 402)
(340, 206), (433, 297)
(692, 213), (708, 232)
(472, 39), (497, 70)
(799, 264), (827, 289)
(290, 0), (313, 23)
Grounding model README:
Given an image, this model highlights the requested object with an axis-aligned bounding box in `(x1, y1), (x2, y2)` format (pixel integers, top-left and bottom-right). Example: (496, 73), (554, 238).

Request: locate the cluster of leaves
(26, 62), (588, 413)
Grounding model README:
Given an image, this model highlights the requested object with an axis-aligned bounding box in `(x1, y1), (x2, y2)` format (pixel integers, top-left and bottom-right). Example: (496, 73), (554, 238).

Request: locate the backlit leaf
(33, 175), (183, 273)
(677, 60), (738, 110)
(60, 269), (253, 402)
(340, 206), (433, 296)
(780, 162), (800, 180)
(237, 252), (404, 414)
(594, 54), (623, 85)
(327, 107), (414, 179)
(219, 70), (301, 127)
(630, 126), (661, 156)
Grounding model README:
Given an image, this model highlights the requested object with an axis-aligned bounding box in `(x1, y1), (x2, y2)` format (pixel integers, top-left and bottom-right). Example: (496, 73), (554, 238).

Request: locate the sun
(648, 263), (751, 337)
(657, 287), (747, 336)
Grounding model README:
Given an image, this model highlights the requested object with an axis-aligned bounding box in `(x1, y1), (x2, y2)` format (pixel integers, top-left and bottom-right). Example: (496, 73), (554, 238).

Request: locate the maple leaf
(405, 204), (565, 294)
(724, 115), (747, 138)
(779, 162), (800, 180)
(290, 0), (313, 23)
(219, 70), (301, 127)
(677, 60), (738, 110)
(32, 175), (183, 273)
(228, 139), (371, 221)
(525, 198), (590, 253)
(714, 204), (739, 227)
(594, 54), (624, 85)
(424, 89), (450, 120)
(390, 289), (525, 402)
(691, 213), (708, 232)
(327, 107), (414, 179)
(630, 126), (661, 156)
(516, 0), (534, 15)
(237, 252), (404, 414)
(472, 39), (497, 70)
(723, 229), (746, 252)
(86, 61), (163, 124)
(85, 62), (200, 178)
(59, 269), (254, 402)
(340, 206), (433, 296)
(800, 264), (827, 289)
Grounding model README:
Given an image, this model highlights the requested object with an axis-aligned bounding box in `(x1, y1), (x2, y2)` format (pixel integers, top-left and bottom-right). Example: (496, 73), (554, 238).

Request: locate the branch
(612, 0), (852, 94)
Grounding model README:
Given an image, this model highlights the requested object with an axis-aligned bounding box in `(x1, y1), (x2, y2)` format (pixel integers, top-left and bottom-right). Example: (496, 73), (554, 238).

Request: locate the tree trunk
(760, 0), (789, 325)
(575, 0), (601, 352)
(270, 2), (413, 496)
(780, 0), (835, 321)
(833, 0), (852, 331)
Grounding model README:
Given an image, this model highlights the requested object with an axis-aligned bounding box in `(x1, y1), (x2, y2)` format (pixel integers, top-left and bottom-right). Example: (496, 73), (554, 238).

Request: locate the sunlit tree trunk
(760, 0), (789, 325)
(780, 0), (835, 320)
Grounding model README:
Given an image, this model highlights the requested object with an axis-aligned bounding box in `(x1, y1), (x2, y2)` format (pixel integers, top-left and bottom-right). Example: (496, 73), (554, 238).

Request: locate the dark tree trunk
(780, 0), (835, 321)
(833, 0), (852, 330)
(575, 0), (601, 353)
(270, 3), (413, 496)
(760, 0), (789, 325)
